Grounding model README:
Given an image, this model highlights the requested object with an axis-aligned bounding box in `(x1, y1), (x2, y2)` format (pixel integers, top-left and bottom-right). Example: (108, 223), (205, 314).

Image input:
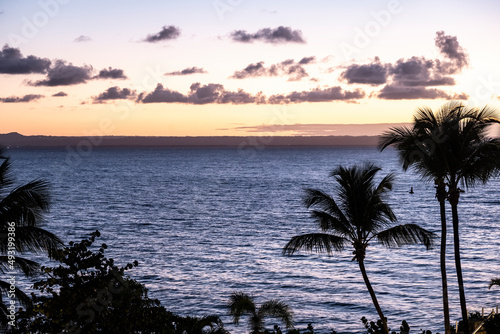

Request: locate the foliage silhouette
(0, 147), (62, 328)
(14, 230), (228, 334)
(227, 291), (294, 334)
(283, 163), (435, 334)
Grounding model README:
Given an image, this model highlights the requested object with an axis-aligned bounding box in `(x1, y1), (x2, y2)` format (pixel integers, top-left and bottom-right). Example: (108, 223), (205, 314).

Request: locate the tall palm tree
(0, 147), (63, 326)
(379, 105), (454, 334)
(227, 291), (294, 334)
(283, 163), (434, 334)
(379, 102), (500, 334)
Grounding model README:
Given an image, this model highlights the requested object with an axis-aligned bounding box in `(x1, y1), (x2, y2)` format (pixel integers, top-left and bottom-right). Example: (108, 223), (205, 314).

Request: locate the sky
(1, 0), (500, 136)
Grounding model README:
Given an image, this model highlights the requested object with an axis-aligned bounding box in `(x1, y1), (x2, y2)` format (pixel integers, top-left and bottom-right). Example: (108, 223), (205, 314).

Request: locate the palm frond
(309, 210), (353, 237)
(0, 279), (32, 307)
(227, 291), (256, 325)
(375, 173), (395, 194)
(0, 158), (14, 196)
(0, 179), (50, 227)
(283, 233), (347, 256)
(375, 223), (435, 250)
(489, 278), (500, 289)
(303, 189), (349, 225)
(258, 299), (294, 329)
(0, 256), (40, 276)
(0, 226), (63, 254)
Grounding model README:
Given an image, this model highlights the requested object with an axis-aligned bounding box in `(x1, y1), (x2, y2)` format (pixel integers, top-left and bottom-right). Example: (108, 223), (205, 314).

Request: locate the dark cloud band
(0, 94), (44, 103)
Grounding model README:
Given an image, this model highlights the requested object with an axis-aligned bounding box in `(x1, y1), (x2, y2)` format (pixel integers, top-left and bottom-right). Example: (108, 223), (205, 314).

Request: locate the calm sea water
(6, 147), (500, 334)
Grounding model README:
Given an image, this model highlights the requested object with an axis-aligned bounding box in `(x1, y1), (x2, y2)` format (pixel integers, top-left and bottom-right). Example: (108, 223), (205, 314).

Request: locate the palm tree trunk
(437, 185), (451, 334)
(358, 259), (388, 334)
(449, 190), (469, 334)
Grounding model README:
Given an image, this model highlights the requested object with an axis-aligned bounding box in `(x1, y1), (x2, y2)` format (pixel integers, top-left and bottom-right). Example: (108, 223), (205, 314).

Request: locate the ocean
(6, 146), (500, 333)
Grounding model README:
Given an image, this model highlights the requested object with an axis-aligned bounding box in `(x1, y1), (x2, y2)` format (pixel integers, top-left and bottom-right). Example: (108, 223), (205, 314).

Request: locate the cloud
(435, 31), (469, 74)
(268, 86), (365, 103)
(231, 57), (313, 81)
(0, 45), (51, 74)
(165, 67), (207, 76)
(231, 62), (267, 79)
(340, 57), (388, 85)
(224, 123), (412, 136)
(96, 67), (127, 79)
(388, 56), (457, 87)
(376, 85), (468, 100)
(340, 32), (469, 100)
(139, 83), (264, 104)
(298, 56), (316, 64)
(230, 26), (305, 44)
(30, 60), (93, 86)
(93, 86), (136, 103)
(139, 82), (364, 104)
(73, 35), (92, 42)
(52, 91), (68, 97)
(138, 84), (188, 103)
(187, 82), (265, 104)
(144, 26), (181, 43)
(0, 94), (44, 103)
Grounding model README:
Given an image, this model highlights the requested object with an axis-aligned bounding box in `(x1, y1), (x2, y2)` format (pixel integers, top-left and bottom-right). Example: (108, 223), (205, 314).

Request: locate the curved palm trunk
(437, 185), (451, 334)
(358, 259), (388, 334)
(449, 189), (469, 334)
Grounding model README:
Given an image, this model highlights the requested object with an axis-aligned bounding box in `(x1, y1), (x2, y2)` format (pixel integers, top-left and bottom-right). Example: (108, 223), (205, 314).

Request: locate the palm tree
(379, 105), (454, 334)
(0, 147), (63, 326)
(283, 163), (434, 334)
(379, 102), (500, 334)
(227, 291), (294, 334)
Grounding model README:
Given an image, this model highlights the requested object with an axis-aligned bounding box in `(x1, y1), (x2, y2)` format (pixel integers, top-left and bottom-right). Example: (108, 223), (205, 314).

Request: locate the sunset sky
(1, 0), (499, 136)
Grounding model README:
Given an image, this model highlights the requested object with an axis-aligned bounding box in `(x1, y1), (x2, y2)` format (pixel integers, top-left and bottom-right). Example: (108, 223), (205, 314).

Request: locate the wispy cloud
(221, 123), (412, 136)
(73, 35), (92, 42)
(230, 26), (305, 44)
(144, 26), (181, 43)
(376, 85), (468, 100)
(231, 57), (314, 81)
(52, 91), (68, 97)
(0, 94), (44, 103)
(165, 67), (207, 76)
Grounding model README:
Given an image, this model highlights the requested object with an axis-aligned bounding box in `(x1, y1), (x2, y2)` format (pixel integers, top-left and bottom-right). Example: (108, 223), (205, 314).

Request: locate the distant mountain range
(0, 132), (380, 148)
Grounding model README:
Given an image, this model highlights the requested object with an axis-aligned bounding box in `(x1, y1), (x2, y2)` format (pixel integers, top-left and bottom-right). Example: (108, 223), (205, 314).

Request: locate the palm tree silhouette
(283, 163), (434, 334)
(227, 291), (294, 334)
(379, 102), (500, 334)
(380, 105), (454, 334)
(0, 147), (62, 325)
